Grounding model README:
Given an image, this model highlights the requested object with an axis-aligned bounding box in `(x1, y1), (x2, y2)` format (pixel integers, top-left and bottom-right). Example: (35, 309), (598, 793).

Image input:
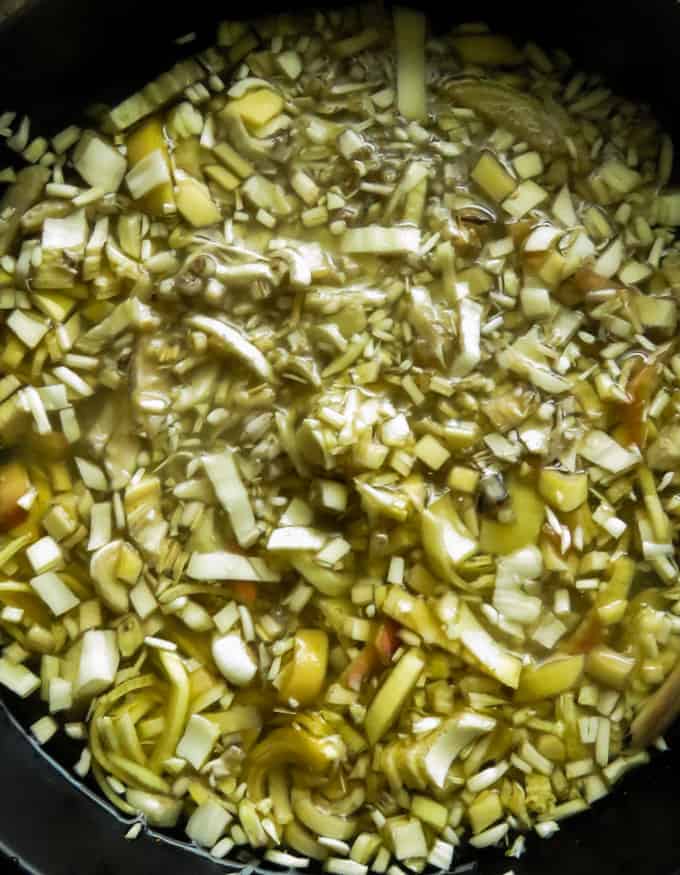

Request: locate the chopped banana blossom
(1, 5), (680, 868)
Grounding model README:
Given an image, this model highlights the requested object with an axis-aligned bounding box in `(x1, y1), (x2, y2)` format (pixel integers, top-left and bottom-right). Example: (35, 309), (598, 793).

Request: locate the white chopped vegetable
(424, 710), (496, 788)
(187, 551), (279, 582)
(31, 715), (58, 744)
(188, 315), (273, 382)
(212, 633), (258, 686)
(455, 603), (523, 688)
(0, 658), (40, 698)
(42, 209), (87, 252)
(87, 502), (112, 551)
(387, 818), (427, 861)
(126, 149), (171, 200)
(30, 572), (79, 616)
(578, 430), (640, 473)
(341, 226), (421, 255)
(186, 798), (232, 847)
(73, 131), (126, 192)
(48, 677), (73, 713)
(7, 310), (48, 349)
(452, 298), (482, 377)
(267, 526), (326, 551)
(75, 457), (108, 490)
(176, 713), (221, 769)
(203, 449), (259, 548)
(26, 536), (63, 574)
(75, 630), (120, 699)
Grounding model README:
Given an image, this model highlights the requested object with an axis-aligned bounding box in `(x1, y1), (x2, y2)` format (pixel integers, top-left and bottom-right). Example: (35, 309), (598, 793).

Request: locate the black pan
(2, 1), (680, 872)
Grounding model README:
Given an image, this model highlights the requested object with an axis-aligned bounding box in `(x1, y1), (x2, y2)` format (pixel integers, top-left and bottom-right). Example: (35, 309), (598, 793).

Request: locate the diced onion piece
(72, 131), (127, 192)
(578, 430), (640, 473)
(125, 149), (171, 200)
(452, 298), (482, 377)
(471, 152), (517, 202)
(0, 657), (40, 698)
(242, 174), (292, 217)
(421, 494), (478, 582)
(203, 449), (258, 548)
(48, 677), (72, 713)
(175, 176), (221, 227)
(126, 789), (183, 828)
(387, 818), (427, 861)
(497, 343), (570, 394)
(31, 715), (58, 745)
(186, 798), (231, 848)
(394, 8), (427, 121)
(341, 225), (420, 255)
(424, 709), (496, 788)
(75, 457), (108, 491)
(275, 51), (303, 81)
(212, 633), (258, 686)
(42, 208), (88, 253)
(502, 180), (548, 218)
(593, 236), (624, 278)
(267, 526), (326, 552)
(186, 551), (280, 582)
(455, 603), (522, 688)
(428, 839), (455, 869)
(26, 536), (63, 574)
(76, 629), (120, 699)
(188, 314), (273, 382)
(176, 713), (221, 769)
(30, 571), (79, 617)
(6, 310), (48, 349)
(87, 501), (112, 552)
(600, 159), (641, 195)
(552, 184), (577, 226)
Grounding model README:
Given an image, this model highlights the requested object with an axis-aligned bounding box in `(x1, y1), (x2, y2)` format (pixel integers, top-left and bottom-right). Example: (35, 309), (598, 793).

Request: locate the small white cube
(26, 536), (63, 574)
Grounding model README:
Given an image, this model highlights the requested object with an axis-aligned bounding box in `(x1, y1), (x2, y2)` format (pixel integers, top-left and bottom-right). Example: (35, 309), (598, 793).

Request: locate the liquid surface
(0, 8), (680, 868)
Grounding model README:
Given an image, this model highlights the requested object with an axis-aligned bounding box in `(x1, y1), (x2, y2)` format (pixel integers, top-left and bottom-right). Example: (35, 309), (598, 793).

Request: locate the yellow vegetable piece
(0, 581), (53, 628)
(468, 790), (503, 833)
(284, 821), (329, 861)
(204, 164), (241, 192)
(247, 723), (345, 801)
(291, 787), (358, 841)
(10, 465), (51, 541)
(515, 655), (584, 703)
(175, 176), (221, 227)
(149, 650), (190, 771)
(226, 89), (284, 130)
(32, 292), (76, 323)
(538, 468), (588, 512)
(1, 334), (27, 372)
(382, 586), (449, 650)
(595, 556), (634, 625)
(212, 142), (254, 179)
(471, 151), (518, 202)
(585, 645), (635, 690)
(278, 629), (329, 706)
(173, 136), (204, 179)
(456, 603), (522, 689)
(126, 117), (175, 216)
(364, 648), (425, 744)
(421, 493), (478, 582)
(479, 476), (544, 555)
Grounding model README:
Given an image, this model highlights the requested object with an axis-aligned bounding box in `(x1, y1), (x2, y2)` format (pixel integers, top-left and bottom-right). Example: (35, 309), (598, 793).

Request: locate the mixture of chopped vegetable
(2, 6), (680, 869)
